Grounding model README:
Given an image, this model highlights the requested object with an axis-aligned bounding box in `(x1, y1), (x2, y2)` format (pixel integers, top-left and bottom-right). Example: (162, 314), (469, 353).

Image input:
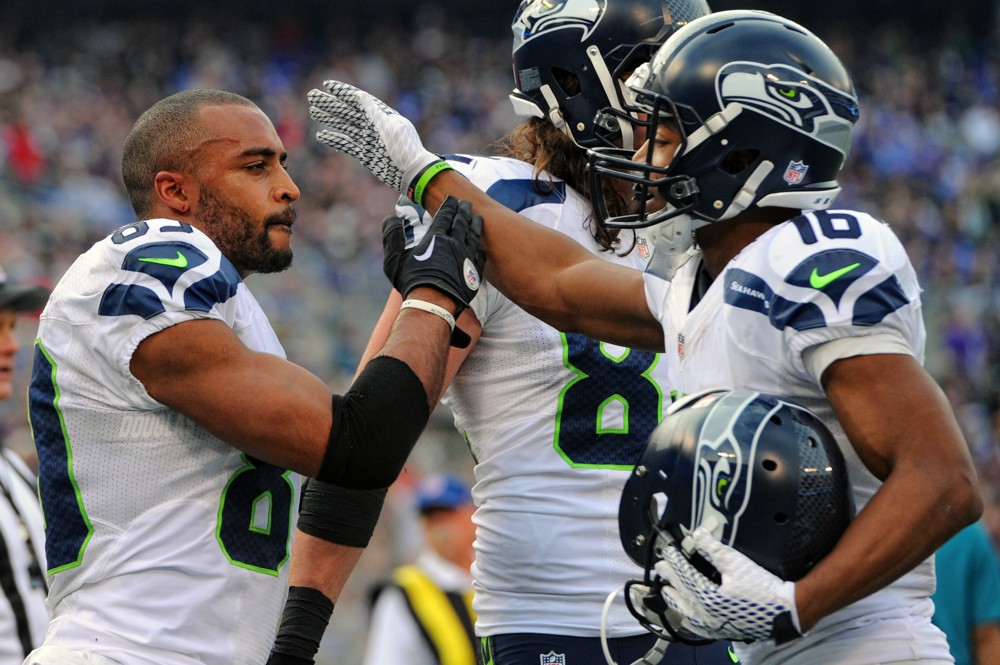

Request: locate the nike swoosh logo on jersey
(809, 262), (860, 289)
(413, 237), (436, 262)
(728, 645), (740, 663)
(139, 251), (189, 269)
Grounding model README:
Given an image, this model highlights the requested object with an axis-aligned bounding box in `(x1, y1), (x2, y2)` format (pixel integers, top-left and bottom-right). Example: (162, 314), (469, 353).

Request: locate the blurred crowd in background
(0, 1), (998, 661)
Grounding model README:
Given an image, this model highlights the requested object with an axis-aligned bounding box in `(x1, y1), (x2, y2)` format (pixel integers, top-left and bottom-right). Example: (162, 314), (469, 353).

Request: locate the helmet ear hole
(720, 149), (760, 175)
(553, 67), (582, 97)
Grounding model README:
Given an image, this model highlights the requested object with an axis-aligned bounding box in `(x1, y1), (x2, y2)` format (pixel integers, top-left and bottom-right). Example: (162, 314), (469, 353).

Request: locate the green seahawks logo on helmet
(717, 61), (859, 157)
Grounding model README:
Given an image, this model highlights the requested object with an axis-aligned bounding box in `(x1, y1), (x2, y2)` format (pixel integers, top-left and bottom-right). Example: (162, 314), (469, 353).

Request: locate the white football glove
(654, 527), (803, 645)
(307, 80), (449, 203)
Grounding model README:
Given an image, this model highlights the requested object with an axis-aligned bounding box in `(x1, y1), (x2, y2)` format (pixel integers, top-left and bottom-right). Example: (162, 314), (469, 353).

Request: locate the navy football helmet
(620, 388), (854, 582)
(588, 10), (861, 230)
(618, 389), (854, 644)
(510, 0), (711, 149)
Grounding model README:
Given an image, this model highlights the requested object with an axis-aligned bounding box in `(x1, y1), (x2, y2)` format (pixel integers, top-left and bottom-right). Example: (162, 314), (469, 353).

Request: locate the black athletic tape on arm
(266, 586), (334, 665)
(297, 478), (387, 547)
(318, 355), (430, 489)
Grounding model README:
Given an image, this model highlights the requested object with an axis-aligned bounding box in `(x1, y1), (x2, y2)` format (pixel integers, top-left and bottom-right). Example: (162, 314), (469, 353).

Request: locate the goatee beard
(199, 189), (294, 276)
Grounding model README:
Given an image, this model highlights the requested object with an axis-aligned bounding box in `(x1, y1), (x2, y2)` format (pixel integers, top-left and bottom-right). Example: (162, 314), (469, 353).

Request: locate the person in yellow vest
(363, 474), (477, 665)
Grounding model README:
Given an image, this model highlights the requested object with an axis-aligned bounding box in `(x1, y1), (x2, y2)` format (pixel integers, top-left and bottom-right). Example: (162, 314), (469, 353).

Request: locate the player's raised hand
(382, 196), (485, 348)
(308, 80), (452, 205)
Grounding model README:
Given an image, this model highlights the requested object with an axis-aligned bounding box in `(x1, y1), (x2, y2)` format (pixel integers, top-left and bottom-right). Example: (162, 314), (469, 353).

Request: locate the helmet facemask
(587, 10), (861, 246)
(588, 66), (704, 232)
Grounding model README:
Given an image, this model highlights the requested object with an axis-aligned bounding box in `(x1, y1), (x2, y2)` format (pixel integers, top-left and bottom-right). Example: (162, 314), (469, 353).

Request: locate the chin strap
(644, 216), (699, 281)
(631, 639), (671, 665)
(539, 84), (567, 133)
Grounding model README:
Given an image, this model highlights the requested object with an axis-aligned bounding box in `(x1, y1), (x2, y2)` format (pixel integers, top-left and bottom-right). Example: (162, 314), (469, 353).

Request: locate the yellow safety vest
(389, 564), (477, 665)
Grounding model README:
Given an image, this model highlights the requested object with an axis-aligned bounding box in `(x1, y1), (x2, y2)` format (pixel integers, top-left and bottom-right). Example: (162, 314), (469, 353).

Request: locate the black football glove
(382, 195), (485, 348)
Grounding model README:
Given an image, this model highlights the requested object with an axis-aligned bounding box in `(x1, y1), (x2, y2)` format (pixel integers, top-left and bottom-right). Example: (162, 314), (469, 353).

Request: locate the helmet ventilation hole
(762, 458), (778, 472)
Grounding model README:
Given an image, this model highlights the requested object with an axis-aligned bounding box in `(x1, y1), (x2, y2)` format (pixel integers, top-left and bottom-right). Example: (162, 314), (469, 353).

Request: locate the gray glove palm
(654, 527), (802, 645)
(307, 80), (450, 204)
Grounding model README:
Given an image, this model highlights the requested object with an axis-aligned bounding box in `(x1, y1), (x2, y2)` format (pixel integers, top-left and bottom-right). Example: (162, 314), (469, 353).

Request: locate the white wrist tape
(400, 299), (456, 331)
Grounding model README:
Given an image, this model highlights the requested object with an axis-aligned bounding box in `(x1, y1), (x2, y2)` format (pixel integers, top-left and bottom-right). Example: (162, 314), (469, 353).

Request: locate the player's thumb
(382, 215), (407, 285)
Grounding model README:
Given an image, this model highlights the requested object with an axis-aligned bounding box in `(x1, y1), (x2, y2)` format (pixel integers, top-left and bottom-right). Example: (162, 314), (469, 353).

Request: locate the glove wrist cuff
(407, 160), (454, 207)
(772, 609), (803, 644)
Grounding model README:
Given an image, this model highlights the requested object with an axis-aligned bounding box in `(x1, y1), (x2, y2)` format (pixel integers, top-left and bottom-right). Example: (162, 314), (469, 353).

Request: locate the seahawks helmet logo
(685, 391), (758, 545)
(512, 0), (607, 50)
(690, 420), (745, 543)
(717, 61), (858, 156)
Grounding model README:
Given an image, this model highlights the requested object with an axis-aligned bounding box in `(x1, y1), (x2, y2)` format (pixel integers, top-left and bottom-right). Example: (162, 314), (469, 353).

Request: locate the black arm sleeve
(267, 586), (334, 665)
(296, 478), (387, 547)
(316, 355), (430, 489)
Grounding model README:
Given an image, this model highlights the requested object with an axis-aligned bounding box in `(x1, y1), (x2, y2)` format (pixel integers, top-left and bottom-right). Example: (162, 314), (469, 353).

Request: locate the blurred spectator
(931, 520), (1000, 665)
(0, 265), (49, 663)
(363, 474), (476, 665)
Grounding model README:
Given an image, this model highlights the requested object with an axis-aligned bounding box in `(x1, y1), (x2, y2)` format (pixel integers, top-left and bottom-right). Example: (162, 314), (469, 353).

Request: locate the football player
(271, 2), (747, 665)
(24, 89), (482, 665)
(306, 9), (982, 665)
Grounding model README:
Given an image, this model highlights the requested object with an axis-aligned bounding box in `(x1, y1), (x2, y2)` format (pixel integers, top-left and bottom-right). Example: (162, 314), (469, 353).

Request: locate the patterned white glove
(654, 527), (803, 644)
(307, 80), (452, 204)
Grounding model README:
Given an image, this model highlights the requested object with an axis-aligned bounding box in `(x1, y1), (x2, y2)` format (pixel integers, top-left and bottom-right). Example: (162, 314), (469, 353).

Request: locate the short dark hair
(121, 89), (257, 219)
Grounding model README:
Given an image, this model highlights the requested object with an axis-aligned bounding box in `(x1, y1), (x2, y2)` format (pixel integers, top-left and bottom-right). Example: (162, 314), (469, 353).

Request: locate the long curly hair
(489, 118), (635, 255)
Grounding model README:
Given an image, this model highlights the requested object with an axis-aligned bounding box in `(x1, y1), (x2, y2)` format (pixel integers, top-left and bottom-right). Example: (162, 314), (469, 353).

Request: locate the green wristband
(407, 161), (454, 208)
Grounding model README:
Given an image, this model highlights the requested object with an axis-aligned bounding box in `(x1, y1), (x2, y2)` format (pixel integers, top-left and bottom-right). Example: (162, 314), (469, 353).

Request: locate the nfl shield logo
(540, 651), (566, 665)
(677, 332), (685, 360)
(635, 237), (650, 259)
(783, 160), (808, 185)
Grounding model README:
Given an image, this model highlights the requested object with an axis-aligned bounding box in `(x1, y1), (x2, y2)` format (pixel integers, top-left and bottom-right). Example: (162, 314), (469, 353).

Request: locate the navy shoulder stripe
(99, 242), (241, 319)
(484, 179), (565, 214)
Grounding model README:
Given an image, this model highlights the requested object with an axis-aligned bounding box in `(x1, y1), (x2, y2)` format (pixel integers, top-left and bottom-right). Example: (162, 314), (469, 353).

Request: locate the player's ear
(154, 171), (193, 215)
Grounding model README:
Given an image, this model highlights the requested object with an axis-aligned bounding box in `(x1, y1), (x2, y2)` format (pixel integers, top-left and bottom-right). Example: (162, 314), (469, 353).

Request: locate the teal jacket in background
(931, 521), (1000, 665)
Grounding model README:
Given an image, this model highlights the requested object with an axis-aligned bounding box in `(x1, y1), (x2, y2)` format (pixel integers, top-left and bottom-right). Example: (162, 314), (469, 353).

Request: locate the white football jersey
(27, 220), (298, 665)
(642, 210), (949, 663)
(400, 155), (669, 637)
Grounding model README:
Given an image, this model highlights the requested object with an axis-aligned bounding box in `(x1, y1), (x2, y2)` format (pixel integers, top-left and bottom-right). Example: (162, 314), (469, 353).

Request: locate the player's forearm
(287, 531), (365, 597)
(424, 172), (595, 297)
(424, 172), (662, 349)
(795, 462), (980, 632)
(792, 428), (981, 633)
(793, 355), (985, 631)
(377, 286), (454, 409)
